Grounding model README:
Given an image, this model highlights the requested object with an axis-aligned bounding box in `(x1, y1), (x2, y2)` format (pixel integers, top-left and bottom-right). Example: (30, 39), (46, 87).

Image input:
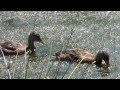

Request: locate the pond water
(0, 11), (120, 79)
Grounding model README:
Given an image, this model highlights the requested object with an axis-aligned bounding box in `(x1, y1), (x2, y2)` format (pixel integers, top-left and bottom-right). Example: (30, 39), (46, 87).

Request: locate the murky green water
(0, 11), (120, 79)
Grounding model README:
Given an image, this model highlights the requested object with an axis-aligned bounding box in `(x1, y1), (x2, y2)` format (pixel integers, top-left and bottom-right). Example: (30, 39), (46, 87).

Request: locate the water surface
(0, 11), (119, 79)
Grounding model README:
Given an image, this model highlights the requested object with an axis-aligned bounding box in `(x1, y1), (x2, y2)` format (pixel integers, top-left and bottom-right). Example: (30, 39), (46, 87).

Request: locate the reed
(24, 48), (29, 79)
(39, 65), (44, 79)
(12, 48), (19, 78)
(0, 47), (11, 79)
(53, 60), (62, 79)
(44, 42), (53, 79)
(61, 63), (71, 79)
(67, 57), (86, 79)
(44, 60), (54, 79)
(80, 64), (91, 79)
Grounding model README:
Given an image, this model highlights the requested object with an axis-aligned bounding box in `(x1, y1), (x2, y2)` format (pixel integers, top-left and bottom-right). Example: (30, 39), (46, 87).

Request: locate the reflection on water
(0, 11), (120, 79)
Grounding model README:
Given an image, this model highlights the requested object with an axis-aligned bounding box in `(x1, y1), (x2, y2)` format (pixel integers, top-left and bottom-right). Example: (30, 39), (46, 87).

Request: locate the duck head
(94, 51), (110, 68)
(26, 31), (45, 53)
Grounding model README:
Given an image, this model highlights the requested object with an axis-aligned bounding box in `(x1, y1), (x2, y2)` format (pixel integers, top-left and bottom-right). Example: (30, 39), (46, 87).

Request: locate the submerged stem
(24, 47), (29, 79)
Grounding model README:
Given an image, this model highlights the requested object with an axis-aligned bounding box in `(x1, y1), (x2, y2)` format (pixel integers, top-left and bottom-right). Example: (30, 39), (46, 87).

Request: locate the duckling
(53, 49), (110, 68)
(0, 31), (44, 55)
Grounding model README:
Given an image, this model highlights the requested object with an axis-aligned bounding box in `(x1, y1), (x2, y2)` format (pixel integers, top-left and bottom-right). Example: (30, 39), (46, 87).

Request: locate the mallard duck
(0, 31), (44, 55)
(53, 49), (110, 68)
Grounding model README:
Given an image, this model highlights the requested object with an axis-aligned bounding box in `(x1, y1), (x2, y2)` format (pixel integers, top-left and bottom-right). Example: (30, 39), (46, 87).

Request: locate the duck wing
(53, 49), (94, 63)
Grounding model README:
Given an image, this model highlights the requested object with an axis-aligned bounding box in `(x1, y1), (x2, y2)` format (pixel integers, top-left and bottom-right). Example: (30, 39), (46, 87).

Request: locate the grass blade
(45, 60), (55, 79)
(0, 48), (11, 79)
(67, 58), (85, 79)
(53, 61), (62, 79)
(61, 63), (71, 79)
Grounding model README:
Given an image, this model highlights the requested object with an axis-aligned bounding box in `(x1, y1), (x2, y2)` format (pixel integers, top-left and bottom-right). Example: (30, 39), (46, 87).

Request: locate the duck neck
(26, 37), (35, 52)
(94, 52), (103, 67)
(94, 58), (102, 67)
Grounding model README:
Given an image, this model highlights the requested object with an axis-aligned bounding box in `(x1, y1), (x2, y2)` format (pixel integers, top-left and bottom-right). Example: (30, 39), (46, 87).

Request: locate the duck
(53, 49), (110, 68)
(0, 31), (44, 55)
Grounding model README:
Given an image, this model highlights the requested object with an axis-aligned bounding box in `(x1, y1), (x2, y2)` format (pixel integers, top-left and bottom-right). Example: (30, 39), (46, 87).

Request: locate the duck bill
(40, 39), (45, 44)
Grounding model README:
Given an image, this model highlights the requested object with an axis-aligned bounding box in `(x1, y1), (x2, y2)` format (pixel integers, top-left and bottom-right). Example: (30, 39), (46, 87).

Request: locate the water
(0, 11), (119, 79)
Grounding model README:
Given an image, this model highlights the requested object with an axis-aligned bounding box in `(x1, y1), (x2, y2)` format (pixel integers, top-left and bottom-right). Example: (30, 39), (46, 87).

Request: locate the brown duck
(0, 31), (44, 55)
(53, 49), (110, 68)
